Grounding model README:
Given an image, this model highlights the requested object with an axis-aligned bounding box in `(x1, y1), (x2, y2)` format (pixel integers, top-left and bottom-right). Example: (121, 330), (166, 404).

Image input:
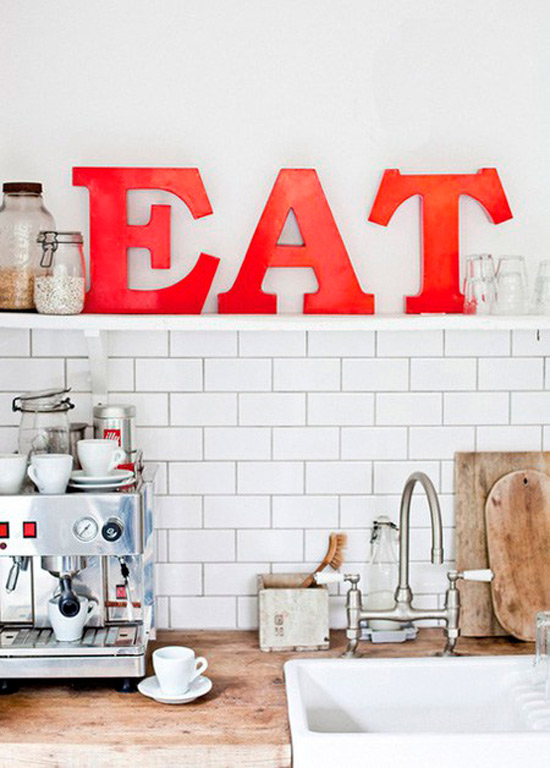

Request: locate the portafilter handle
(57, 575), (81, 618)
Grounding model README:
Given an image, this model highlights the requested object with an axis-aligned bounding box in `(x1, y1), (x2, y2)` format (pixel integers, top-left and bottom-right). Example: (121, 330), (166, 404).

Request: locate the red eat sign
(73, 166), (512, 315)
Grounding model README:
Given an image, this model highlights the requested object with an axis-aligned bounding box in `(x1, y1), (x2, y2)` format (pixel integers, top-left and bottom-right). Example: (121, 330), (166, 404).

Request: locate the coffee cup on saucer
(152, 646), (208, 697)
(77, 439), (125, 477)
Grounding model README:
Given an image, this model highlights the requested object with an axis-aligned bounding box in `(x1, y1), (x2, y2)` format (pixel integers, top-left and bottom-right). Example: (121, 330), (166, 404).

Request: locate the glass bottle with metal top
(0, 182), (55, 310)
(364, 516), (399, 631)
(35, 231), (85, 315)
(13, 388), (75, 457)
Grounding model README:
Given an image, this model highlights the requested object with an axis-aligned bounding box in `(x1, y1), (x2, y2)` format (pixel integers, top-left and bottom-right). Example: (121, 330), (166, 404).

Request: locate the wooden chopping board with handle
(455, 451), (550, 637)
(485, 469), (550, 641)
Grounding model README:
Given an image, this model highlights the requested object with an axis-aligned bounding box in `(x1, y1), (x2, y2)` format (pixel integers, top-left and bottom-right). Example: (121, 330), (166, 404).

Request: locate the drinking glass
(534, 612), (550, 699)
(532, 260), (550, 315)
(463, 254), (496, 315)
(493, 256), (528, 315)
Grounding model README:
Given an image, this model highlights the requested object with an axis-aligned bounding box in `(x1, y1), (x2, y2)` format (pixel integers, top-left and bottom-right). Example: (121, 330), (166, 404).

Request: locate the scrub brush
(301, 532), (347, 588)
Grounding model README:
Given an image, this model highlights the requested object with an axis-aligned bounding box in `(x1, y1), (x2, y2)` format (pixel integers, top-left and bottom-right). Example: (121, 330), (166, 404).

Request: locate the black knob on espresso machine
(102, 518), (124, 543)
(58, 576), (81, 618)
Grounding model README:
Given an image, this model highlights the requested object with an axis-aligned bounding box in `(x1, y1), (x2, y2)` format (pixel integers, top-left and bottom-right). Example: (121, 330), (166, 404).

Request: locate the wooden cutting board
(485, 469), (550, 641)
(455, 452), (550, 637)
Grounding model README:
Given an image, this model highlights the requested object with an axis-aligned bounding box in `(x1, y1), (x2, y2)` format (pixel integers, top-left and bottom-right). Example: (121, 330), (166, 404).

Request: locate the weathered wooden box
(258, 573), (330, 652)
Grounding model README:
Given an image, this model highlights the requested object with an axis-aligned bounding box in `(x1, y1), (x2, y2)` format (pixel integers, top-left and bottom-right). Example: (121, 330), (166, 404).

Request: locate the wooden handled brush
(301, 532), (347, 588)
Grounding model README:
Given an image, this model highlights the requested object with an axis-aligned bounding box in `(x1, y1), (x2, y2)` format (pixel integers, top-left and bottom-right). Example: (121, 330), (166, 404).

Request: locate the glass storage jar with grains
(35, 231), (85, 314)
(0, 182), (55, 310)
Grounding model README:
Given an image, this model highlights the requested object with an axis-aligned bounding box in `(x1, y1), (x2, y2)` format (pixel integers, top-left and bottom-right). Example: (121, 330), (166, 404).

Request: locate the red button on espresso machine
(23, 522), (36, 538)
(0, 523), (9, 538)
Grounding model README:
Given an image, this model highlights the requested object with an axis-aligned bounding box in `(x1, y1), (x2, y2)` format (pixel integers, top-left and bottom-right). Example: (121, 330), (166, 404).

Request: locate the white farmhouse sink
(285, 655), (550, 768)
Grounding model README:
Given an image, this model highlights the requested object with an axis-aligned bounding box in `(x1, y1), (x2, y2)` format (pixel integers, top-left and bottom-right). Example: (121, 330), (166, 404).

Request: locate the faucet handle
(314, 572), (361, 586)
(447, 568), (494, 585)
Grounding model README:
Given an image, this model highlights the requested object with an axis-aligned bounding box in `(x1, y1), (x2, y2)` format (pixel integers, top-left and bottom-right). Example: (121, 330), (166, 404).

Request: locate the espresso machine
(0, 467), (155, 689)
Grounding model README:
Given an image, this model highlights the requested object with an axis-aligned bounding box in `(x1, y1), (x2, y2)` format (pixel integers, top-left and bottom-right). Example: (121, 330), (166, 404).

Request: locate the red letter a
(219, 169), (374, 314)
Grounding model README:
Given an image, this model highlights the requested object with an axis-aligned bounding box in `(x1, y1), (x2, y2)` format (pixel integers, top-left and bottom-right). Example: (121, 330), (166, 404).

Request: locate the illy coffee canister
(93, 404), (136, 466)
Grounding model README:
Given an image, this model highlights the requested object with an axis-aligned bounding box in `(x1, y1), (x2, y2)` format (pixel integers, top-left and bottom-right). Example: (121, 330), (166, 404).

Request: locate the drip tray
(0, 623), (145, 656)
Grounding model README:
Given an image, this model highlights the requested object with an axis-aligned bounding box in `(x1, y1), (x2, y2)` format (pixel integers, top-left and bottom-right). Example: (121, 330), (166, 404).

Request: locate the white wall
(2, 0), (550, 312)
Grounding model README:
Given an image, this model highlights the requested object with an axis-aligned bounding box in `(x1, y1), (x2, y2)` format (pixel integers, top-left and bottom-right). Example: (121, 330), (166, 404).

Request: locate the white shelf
(0, 312), (548, 332)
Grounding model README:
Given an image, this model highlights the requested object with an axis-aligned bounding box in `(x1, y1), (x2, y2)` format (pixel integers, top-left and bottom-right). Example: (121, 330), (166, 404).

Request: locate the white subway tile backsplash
(32, 329), (83, 357)
(171, 331), (237, 357)
(136, 359), (202, 391)
(5, 326), (547, 631)
(68, 358), (134, 393)
(376, 393), (442, 425)
(205, 427), (271, 460)
(273, 427), (339, 460)
(512, 330), (550, 356)
(0, 358), (64, 391)
(445, 330), (510, 357)
(272, 496), (339, 528)
(444, 392), (509, 425)
(341, 427), (407, 460)
(342, 359), (408, 391)
(408, 426), (475, 459)
(239, 393), (306, 426)
(156, 496), (202, 528)
(477, 425), (542, 451)
(239, 331), (306, 357)
(411, 358), (476, 391)
(308, 331), (375, 357)
(377, 330), (443, 357)
(156, 563), (202, 596)
(373, 461), (440, 494)
(204, 563), (267, 595)
(306, 461), (371, 494)
(308, 393), (374, 425)
(203, 496), (271, 528)
(169, 530), (235, 562)
(170, 597), (236, 629)
(109, 330), (168, 357)
(511, 392), (550, 424)
(205, 358), (271, 391)
(237, 461), (303, 494)
(136, 427), (202, 461)
(478, 357), (543, 391)
(171, 393), (237, 426)
(169, 462), (235, 495)
(274, 358), (340, 391)
(238, 530), (304, 561)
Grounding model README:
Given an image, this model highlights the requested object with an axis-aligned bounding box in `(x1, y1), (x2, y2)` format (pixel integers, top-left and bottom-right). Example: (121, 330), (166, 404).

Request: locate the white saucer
(71, 469), (134, 485)
(137, 675), (212, 705)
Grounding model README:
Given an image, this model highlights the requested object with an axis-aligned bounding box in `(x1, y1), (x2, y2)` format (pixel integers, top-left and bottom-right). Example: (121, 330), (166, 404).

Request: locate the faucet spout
(397, 472), (444, 598)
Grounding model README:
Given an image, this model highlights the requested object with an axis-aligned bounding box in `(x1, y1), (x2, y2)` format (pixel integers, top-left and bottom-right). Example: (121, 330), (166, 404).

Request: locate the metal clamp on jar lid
(12, 387), (75, 413)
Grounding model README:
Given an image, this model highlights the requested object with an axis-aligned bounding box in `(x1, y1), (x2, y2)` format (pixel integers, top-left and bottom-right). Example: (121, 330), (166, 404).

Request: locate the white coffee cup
(152, 646), (208, 696)
(48, 595), (95, 642)
(77, 439), (125, 477)
(0, 454), (27, 495)
(28, 453), (73, 494)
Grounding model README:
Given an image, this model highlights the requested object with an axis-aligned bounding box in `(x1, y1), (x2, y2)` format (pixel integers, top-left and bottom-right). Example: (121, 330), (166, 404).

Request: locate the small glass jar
(13, 388), (75, 458)
(35, 231), (85, 315)
(0, 182), (55, 310)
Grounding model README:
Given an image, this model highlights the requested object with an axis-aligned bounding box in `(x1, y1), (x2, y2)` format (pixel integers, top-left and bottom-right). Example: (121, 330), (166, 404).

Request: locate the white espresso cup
(77, 439), (125, 477)
(152, 646), (208, 696)
(28, 453), (73, 494)
(0, 454), (27, 494)
(48, 595), (95, 642)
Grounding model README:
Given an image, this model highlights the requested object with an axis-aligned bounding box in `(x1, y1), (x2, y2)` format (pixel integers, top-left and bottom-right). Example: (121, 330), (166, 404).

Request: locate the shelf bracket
(84, 329), (108, 407)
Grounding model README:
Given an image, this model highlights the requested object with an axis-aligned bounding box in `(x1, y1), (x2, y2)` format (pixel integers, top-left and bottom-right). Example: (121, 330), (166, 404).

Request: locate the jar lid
(3, 182), (42, 194)
(93, 404), (136, 418)
(37, 231), (83, 244)
(13, 387), (74, 413)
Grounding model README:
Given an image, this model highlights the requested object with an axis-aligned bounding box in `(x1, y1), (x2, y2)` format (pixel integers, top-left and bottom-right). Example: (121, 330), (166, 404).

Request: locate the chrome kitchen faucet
(320, 472), (493, 657)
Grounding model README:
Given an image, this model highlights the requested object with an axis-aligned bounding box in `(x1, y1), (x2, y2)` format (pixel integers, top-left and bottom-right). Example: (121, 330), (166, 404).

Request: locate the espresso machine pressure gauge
(73, 517), (99, 543)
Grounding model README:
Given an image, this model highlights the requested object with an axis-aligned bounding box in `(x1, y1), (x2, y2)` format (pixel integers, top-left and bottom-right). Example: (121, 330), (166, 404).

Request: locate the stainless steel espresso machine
(0, 467), (155, 690)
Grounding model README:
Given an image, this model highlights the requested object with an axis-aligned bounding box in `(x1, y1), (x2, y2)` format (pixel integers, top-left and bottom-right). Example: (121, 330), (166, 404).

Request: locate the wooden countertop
(0, 629), (534, 768)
